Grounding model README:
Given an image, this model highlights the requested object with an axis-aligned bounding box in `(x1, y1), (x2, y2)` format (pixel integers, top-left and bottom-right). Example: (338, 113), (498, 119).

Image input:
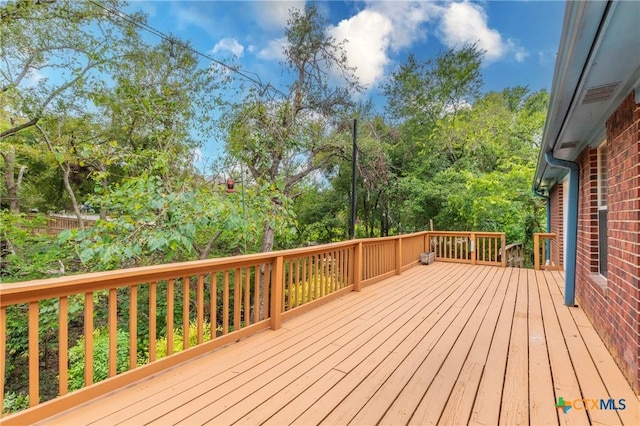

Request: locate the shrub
(67, 328), (130, 391)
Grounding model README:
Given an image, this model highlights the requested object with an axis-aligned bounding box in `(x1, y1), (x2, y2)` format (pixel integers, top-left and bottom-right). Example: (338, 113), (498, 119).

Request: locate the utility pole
(350, 119), (357, 239)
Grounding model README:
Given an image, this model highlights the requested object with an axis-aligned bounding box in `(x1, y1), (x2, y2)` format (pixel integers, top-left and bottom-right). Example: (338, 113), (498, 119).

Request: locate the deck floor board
(35, 263), (639, 426)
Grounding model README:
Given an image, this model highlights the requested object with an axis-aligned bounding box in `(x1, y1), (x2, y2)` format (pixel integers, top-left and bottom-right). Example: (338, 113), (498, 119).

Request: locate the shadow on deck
(28, 263), (639, 425)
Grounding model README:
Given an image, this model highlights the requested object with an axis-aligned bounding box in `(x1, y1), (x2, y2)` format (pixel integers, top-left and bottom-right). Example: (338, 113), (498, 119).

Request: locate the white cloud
(327, 10), (393, 87)
(367, 1), (439, 50)
(325, 2), (439, 87)
(252, 0), (305, 30)
(258, 37), (289, 61)
(211, 38), (245, 58)
(438, 1), (528, 63)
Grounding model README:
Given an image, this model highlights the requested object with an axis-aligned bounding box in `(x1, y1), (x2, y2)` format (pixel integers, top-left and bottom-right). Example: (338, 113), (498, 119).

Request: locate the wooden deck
(35, 263), (639, 425)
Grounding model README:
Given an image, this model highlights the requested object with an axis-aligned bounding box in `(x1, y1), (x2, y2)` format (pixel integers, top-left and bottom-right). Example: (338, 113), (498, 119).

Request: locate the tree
(223, 5), (362, 319)
(0, 0), (141, 139)
(226, 5), (362, 254)
(382, 44), (484, 174)
(0, 0), (143, 214)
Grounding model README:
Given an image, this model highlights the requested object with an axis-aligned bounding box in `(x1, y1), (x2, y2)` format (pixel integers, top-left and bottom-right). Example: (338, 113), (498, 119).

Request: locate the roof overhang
(534, 0), (640, 193)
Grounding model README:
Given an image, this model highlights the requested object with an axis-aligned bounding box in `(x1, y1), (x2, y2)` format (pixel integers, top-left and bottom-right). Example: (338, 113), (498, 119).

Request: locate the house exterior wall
(574, 91), (640, 393)
(549, 183), (564, 267)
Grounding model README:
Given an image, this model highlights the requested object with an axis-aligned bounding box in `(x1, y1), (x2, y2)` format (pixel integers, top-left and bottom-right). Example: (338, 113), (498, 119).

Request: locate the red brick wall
(575, 91), (640, 393)
(549, 183), (564, 267)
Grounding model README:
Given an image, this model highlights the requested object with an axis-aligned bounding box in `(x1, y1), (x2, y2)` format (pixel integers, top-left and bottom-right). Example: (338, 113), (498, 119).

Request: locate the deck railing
(533, 233), (560, 270)
(504, 242), (525, 268)
(427, 231), (506, 267)
(0, 230), (504, 422)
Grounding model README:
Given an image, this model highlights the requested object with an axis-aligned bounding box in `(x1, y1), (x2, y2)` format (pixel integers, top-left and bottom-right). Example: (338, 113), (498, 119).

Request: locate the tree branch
(0, 61), (95, 139)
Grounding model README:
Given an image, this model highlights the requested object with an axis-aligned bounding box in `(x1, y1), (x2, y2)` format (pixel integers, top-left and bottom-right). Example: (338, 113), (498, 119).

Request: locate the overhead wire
(85, 0), (287, 100)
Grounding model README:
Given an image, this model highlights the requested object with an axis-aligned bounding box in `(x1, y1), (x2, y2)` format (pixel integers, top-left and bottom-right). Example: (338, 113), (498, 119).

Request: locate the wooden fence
(27, 215), (97, 235)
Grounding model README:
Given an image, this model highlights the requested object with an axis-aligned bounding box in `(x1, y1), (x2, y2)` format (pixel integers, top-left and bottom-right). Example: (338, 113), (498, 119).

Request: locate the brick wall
(549, 183), (564, 267)
(575, 91), (640, 393)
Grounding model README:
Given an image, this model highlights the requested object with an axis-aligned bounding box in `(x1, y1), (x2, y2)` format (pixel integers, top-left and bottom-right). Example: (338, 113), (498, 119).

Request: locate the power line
(86, 0), (287, 99)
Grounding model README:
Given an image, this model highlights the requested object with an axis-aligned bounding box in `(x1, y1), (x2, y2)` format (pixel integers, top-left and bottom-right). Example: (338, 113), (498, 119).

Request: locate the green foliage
(68, 328), (130, 392)
(287, 275), (335, 307)
(2, 392), (30, 415)
(0, 211), (72, 281)
(58, 174), (267, 270)
(153, 322), (213, 360)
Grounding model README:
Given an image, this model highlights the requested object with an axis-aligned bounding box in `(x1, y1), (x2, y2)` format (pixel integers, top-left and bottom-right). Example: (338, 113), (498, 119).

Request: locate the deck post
(500, 233), (506, 268)
(534, 234), (540, 270)
(396, 236), (403, 275)
(470, 233), (476, 265)
(270, 256), (284, 330)
(353, 242), (362, 292)
(0, 307), (4, 409)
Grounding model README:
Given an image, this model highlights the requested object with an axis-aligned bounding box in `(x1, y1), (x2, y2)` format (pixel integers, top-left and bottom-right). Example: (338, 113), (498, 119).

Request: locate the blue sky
(126, 0), (566, 159)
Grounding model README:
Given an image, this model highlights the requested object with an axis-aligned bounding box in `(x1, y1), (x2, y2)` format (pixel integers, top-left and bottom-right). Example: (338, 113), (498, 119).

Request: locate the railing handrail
(0, 234), (431, 306)
(503, 242), (524, 251)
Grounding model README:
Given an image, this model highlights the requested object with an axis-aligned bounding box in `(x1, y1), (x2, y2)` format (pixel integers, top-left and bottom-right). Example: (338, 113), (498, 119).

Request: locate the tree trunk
(37, 123), (84, 229)
(1, 146), (23, 213)
(98, 163), (108, 220)
(257, 221), (276, 321)
(61, 163), (85, 229)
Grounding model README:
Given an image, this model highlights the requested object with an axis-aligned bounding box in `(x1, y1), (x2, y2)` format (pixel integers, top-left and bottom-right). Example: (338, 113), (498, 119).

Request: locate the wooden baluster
(264, 263), (271, 319)
(342, 248), (347, 288)
(325, 252), (331, 294)
(182, 276), (189, 350)
(313, 255), (319, 300)
(211, 273), (217, 339)
(234, 269), (241, 330)
(84, 292), (94, 386)
(59, 296), (68, 393)
(244, 268), (251, 325)
(108, 289), (117, 376)
(149, 282), (157, 362)
(301, 258), (307, 306)
(29, 302), (38, 406)
(129, 285), (137, 369)
(196, 275), (204, 344)
(223, 271), (230, 335)
(167, 279), (174, 356)
(286, 261), (293, 311)
(254, 266), (260, 324)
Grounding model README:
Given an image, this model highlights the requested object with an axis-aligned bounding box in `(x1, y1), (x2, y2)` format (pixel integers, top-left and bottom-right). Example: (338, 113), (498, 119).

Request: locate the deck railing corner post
(534, 233), (541, 270)
(395, 236), (403, 275)
(470, 233), (476, 265)
(501, 233), (507, 268)
(270, 256), (284, 330)
(354, 242), (362, 292)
